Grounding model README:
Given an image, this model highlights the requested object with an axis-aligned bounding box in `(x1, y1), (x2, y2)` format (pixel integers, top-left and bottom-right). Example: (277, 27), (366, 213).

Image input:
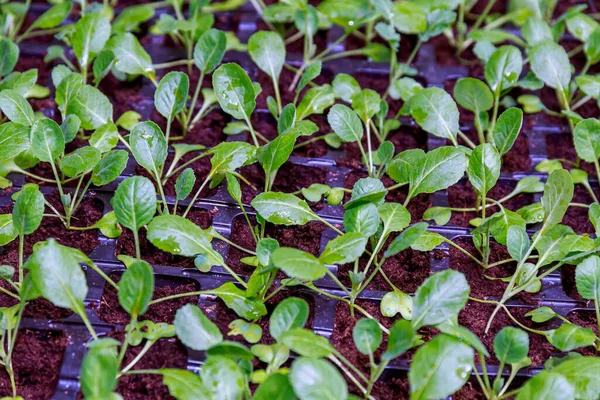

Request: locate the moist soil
(447, 180), (534, 228)
(343, 171), (432, 221)
(109, 330), (187, 400)
(239, 162), (328, 206)
(0, 330), (67, 399)
(562, 185), (597, 234)
(226, 215), (328, 276)
(98, 273), (200, 325)
(546, 134), (597, 176)
(449, 236), (536, 303)
(115, 207), (218, 268)
(200, 289), (315, 345)
(561, 265), (585, 301)
(149, 108), (228, 147)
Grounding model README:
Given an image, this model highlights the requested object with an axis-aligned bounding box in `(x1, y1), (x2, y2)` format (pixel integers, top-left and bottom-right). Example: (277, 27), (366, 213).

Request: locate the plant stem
(183, 173), (212, 218)
(121, 340), (156, 374)
(133, 229), (141, 260)
(153, 59), (193, 70)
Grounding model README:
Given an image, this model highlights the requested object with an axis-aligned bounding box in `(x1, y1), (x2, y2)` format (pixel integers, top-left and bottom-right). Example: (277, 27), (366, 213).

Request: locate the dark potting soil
(114, 207), (217, 268)
(0, 330), (67, 399)
(343, 171), (432, 221)
(239, 162), (328, 205)
(447, 180), (534, 228)
(562, 185), (596, 234)
(200, 289), (316, 345)
(98, 273), (200, 325)
(13, 55), (57, 116)
(250, 113), (330, 158)
(342, 125), (429, 167)
(135, 153), (218, 199)
(565, 310), (599, 357)
(226, 215), (328, 276)
(98, 72), (146, 118)
(109, 330), (187, 400)
(0, 192), (102, 265)
(459, 301), (556, 367)
(449, 236), (535, 302)
(0, 278), (73, 319)
(561, 265), (584, 301)
(546, 134), (596, 176)
(336, 238), (445, 293)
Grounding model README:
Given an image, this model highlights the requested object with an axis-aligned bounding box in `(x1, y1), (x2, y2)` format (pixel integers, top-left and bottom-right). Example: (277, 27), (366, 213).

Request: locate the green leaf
(272, 247), (327, 281)
(525, 306), (558, 323)
(494, 327), (529, 364)
(12, 184), (44, 236)
(0, 214), (17, 246)
(492, 108), (523, 156)
(281, 328), (334, 358)
(319, 232), (367, 265)
(575, 255), (600, 302)
(385, 222), (429, 257)
(467, 144), (501, 196)
(108, 33), (154, 76)
(194, 28), (227, 74)
(88, 211), (122, 238)
(0, 38), (19, 76)
(541, 169), (573, 232)
(351, 89), (381, 123)
(251, 192), (318, 226)
(208, 141), (255, 176)
(130, 121), (167, 175)
(378, 203), (410, 233)
(343, 203), (380, 238)
(161, 369), (211, 400)
(72, 13), (111, 68)
(254, 374), (295, 400)
(423, 207), (451, 226)
(327, 104), (363, 143)
(296, 84), (335, 120)
(110, 176), (157, 233)
(408, 334), (474, 400)
(391, 1), (427, 34)
(269, 297), (309, 341)
(507, 225), (530, 262)
(548, 324), (595, 351)
(211, 282), (267, 320)
(522, 17), (553, 46)
(453, 77), (493, 112)
(407, 146), (467, 202)
(80, 338), (119, 399)
(551, 357), (600, 398)
(410, 231), (445, 251)
(118, 260), (154, 317)
(112, 5), (155, 35)
(332, 73), (360, 103)
(30, 118), (65, 162)
(249, 31), (285, 82)
(485, 45), (523, 92)
(212, 63), (256, 121)
(89, 123), (118, 153)
(516, 371), (575, 400)
(297, 61), (322, 95)
(0, 89), (35, 126)
(175, 168), (195, 201)
(25, 239), (88, 313)
(0, 123), (30, 161)
(412, 270), (469, 329)
(68, 84), (113, 130)
(174, 304), (223, 351)
(353, 318), (382, 355)
(290, 357), (348, 400)
(345, 178), (387, 209)
(411, 87), (459, 141)
(92, 149), (129, 186)
(60, 146), (101, 177)
(573, 118), (600, 163)
(257, 133), (296, 176)
(32, 1), (71, 29)
(155, 72), (189, 121)
(530, 41), (571, 90)
(201, 356), (245, 400)
(585, 27), (600, 64)
(382, 319), (416, 360)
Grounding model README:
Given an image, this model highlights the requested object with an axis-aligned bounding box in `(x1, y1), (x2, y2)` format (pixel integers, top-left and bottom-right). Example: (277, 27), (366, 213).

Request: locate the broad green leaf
(212, 63), (256, 121)
(118, 260), (154, 317)
(382, 319), (416, 360)
(92, 149), (129, 186)
(485, 45), (523, 92)
(72, 13), (111, 68)
(552, 357), (600, 398)
(281, 328), (334, 358)
(492, 108), (523, 156)
(161, 369), (211, 400)
(566, 13), (597, 42)
(89, 123), (118, 153)
(272, 247), (327, 281)
(530, 41), (571, 90)
(12, 184), (44, 236)
(175, 168), (195, 201)
(110, 176), (157, 233)
(541, 169), (573, 233)
(343, 203), (380, 238)
(297, 61), (322, 95)
(0, 89), (35, 126)
(411, 87), (459, 141)
(0, 123), (29, 161)
(351, 89), (381, 123)
(251, 192), (317, 226)
(319, 232), (367, 265)
(68, 84), (113, 130)
(408, 334), (474, 400)
(248, 31), (285, 81)
(548, 324), (595, 352)
(194, 28), (227, 74)
(208, 141), (255, 175)
(385, 222), (429, 257)
(0, 38), (19, 76)
(516, 371), (575, 400)
(130, 121), (167, 175)
(507, 225), (529, 262)
(410, 231), (445, 251)
(112, 5), (155, 34)
(201, 356), (245, 400)
(423, 207), (451, 226)
(332, 73), (360, 103)
(257, 133), (296, 176)
(290, 357), (348, 400)
(108, 33), (154, 76)
(32, 1), (71, 29)
(211, 282), (267, 319)
(525, 306), (558, 323)
(30, 118), (65, 162)
(80, 338), (119, 399)
(155, 72), (189, 121)
(60, 146), (101, 177)
(522, 17), (553, 46)
(353, 318), (382, 355)
(494, 327), (529, 364)
(174, 304), (223, 351)
(345, 178), (387, 209)
(453, 77), (493, 112)
(269, 297), (309, 341)
(327, 104), (363, 143)
(573, 118), (600, 163)
(467, 144), (501, 196)
(254, 374), (295, 400)
(0, 214), (17, 246)
(575, 255), (600, 301)
(378, 203), (410, 233)
(296, 84), (335, 120)
(412, 270), (469, 329)
(391, 1), (427, 34)
(407, 146), (467, 202)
